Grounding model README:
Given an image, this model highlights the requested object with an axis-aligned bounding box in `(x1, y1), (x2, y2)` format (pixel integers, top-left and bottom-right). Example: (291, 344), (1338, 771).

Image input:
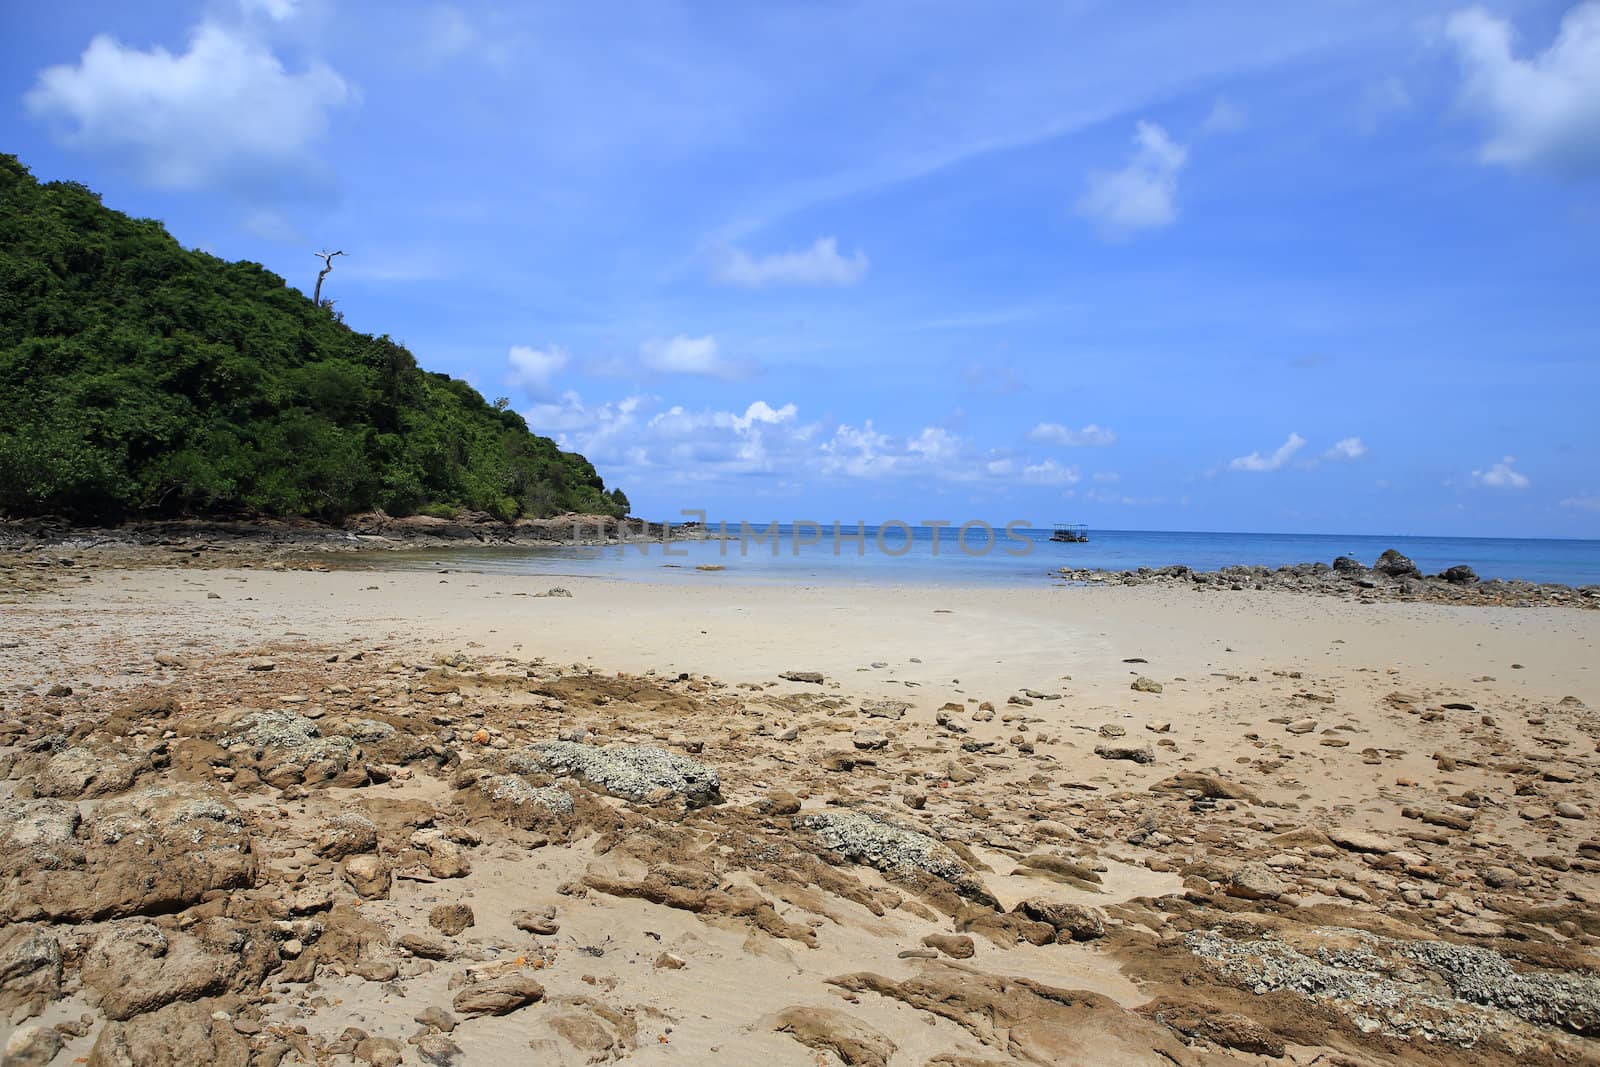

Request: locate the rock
(354, 1036), (403, 1067)
(529, 741), (722, 807)
(1016, 899), (1106, 941)
(1285, 718), (1318, 734)
(1373, 549), (1420, 578)
(87, 1001), (254, 1067)
(1138, 996), (1286, 1057)
(1332, 555), (1365, 574)
(852, 729), (888, 751)
(1557, 802), (1587, 820)
(795, 810), (992, 903)
(341, 854), (392, 900)
(0, 789), (255, 923)
(826, 962), (1202, 1065)
(429, 903), (475, 937)
(1326, 827), (1399, 854)
(3, 1025), (62, 1067)
(1483, 866), (1519, 889)
(81, 921), (244, 1021)
(414, 1034), (464, 1066)
(316, 812), (379, 859)
(511, 909), (559, 936)
(764, 789), (801, 816)
(36, 744), (146, 799)
(468, 775), (574, 830)
(1149, 772), (1257, 802)
(1439, 564), (1478, 584)
(780, 671), (824, 684)
(1093, 742), (1155, 764)
(246, 658), (276, 672)
(1130, 677), (1163, 694)
(452, 971), (545, 1016)
(1227, 863), (1288, 901)
(0, 925), (63, 1014)
(860, 699), (909, 720)
(922, 933), (976, 959)
(773, 1005), (897, 1067)
(399, 932), (451, 960)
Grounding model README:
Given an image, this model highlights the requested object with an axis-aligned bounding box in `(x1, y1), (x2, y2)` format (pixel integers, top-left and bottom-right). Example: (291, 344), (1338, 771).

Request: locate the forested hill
(0, 155), (627, 523)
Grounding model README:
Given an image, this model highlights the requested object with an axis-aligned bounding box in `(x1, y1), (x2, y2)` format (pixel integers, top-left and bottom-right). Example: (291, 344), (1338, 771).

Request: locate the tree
(312, 249), (345, 306)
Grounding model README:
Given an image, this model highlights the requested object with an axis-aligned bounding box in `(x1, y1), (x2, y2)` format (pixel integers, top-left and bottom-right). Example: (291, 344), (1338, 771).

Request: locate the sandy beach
(3, 561), (1599, 1065)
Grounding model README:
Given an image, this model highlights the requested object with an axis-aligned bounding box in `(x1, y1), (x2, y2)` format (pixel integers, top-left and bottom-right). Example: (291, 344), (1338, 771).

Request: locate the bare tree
(312, 249), (346, 306)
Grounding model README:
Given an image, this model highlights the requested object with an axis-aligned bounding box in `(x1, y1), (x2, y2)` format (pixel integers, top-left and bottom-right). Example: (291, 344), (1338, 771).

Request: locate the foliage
(0, 155), (626, 522)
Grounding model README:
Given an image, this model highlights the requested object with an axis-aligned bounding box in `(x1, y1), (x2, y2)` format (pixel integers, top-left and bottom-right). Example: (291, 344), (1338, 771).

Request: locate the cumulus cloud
(1444, 3), (1600, 177)
(639, 334), (747, 379)
(1021, 460), (1081, 487)
(506, 345), (570, 394)
(1027, 422), (1117, 447)
(1075, 120), (1187, 237)
(1324, 436), (1367, 461)
(1471, 455), (1531, 489)
(1229, 432), (1307, 472)
(712, 237), (868, 287)
(24, 19), (352, 198)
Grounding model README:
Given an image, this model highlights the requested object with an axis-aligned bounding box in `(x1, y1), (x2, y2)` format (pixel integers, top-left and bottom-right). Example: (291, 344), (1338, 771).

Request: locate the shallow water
(352, 526), (1600, 588)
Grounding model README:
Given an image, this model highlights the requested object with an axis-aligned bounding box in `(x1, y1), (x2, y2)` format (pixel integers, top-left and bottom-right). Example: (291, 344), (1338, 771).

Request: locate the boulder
(1373, 549), (1420, 578)
(0, 789), (255, 923)
(528, 742), (722, 808)
(773, 1005), (897, 1067)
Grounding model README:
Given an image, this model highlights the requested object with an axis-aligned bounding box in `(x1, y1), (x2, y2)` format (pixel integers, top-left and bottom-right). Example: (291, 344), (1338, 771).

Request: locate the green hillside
(0, 155), (626, 523)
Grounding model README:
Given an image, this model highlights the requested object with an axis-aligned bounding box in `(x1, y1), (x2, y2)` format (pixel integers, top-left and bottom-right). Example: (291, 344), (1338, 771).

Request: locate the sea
(359, 525), (1600, 589)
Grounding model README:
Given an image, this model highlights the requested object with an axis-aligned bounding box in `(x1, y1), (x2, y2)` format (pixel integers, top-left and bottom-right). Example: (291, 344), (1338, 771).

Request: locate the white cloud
(1027, 422), (1117, 447)
(1021, 460), (1081, 487)
(1229, 432), (1307, 472)
(1075, 120), (1187, 237)
(712, 237), (868, 287)
(1200, 97), (1246, 135)
(506, 345), (570, 394)
(1091, 471), (1121, 484)
(1324, 436), (1368, 461)
(1560, 493), (1600, 512)
(1444, 2), (1600, 176)
(24, 20), (352, 197)
(639, 334), (747, 379)
(1471, 455), (1530, 489)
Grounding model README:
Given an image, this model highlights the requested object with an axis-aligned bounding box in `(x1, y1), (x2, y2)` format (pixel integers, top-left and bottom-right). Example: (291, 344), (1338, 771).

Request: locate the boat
(1050, 523), (1089, 543)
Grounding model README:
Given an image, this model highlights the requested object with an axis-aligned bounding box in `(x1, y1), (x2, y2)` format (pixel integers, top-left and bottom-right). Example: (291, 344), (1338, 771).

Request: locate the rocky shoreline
(1062, 548), (1600, 609)
(0, 513), (692, 567)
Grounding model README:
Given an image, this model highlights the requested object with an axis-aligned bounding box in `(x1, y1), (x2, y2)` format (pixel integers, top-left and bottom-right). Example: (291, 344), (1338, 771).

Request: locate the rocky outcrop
(0, 788), (255, 922)
(527, 741), (722, 807)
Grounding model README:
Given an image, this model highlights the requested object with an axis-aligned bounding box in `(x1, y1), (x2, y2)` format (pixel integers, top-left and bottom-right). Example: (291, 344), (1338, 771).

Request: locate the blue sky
(3, 0), (1598, 536)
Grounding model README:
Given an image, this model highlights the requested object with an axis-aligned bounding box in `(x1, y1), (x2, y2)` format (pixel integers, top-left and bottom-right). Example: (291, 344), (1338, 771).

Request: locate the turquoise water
(361, 526), (1600, 588)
